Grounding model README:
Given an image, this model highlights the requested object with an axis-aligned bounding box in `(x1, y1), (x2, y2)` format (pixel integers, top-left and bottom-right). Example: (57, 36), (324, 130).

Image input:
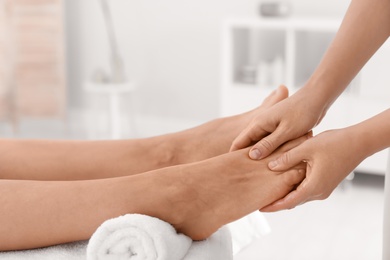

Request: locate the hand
(260, 127), (366, 212)
(230, 86), (327, 160)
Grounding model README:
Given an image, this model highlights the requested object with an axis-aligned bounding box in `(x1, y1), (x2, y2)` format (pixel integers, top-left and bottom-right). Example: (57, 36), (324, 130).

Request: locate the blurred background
(0, 0), (388, 259)
(0, 0), (351, 140)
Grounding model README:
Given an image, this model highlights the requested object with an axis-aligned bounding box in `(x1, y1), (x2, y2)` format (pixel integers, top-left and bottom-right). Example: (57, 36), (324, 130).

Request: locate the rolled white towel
(87, 214), (192, 260)
(87, 214), (233, 260)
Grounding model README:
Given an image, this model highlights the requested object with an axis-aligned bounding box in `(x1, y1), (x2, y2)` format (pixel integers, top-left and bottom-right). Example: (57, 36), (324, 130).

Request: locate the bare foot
(160, 133), (307, 240)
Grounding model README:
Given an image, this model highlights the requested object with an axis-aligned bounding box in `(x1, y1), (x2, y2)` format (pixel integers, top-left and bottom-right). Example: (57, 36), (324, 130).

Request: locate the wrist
(292, 85), (330, 126)
(343, 125), (373, 163)
(347, 110), (390, 160)
(301, 78), (339, 112)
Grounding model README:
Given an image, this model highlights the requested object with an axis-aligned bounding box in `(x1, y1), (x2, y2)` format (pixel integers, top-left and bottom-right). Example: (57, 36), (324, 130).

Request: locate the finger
(277, 131), (312, 153)
(260, 191), (302, 212)
(260, 179), (311, 212)
(230, 120), (270, 152)
(248, 125), (293, 160)
(230, 85), (289, 152)
(268, 140), (310, 171)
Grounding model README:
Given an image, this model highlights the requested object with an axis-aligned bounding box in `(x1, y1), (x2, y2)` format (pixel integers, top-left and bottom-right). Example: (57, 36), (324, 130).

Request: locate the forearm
(349, 109), (390, 159)
(302, 0), (390, 110)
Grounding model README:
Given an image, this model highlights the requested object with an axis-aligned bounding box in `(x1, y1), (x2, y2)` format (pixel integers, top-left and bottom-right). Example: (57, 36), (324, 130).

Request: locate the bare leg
(0, 86), (289, 181)
(0, 134), (306, 251)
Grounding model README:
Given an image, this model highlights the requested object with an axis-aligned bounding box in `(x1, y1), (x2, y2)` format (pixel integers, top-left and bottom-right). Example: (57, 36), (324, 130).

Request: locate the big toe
(261, 85), (289, 108)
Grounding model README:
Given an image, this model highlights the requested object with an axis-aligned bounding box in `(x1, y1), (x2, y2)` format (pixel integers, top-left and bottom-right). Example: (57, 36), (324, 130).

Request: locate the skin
(0, 142), (306, 251)
(263, 109), (390, 211)
(231, 0), (390, 210)
(0, 85), (307, 251)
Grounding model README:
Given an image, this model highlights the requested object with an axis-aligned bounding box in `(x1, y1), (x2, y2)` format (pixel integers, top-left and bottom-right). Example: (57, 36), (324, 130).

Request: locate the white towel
(87, 214), (233, 260)
(184, 226), (232, 260)
(228, 211), (271, 254)
(0, 241), (88, 260)
(0, 214), (233, 260)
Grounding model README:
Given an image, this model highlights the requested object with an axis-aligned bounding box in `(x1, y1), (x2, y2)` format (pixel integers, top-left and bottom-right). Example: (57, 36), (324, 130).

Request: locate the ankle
(145, 136), (179, 168)
(148, 166), (209, 235)
(169, 162), (226, 240)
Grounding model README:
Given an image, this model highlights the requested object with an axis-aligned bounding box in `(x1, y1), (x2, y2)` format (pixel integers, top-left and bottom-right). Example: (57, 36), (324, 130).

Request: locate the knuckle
(246, 122), (265, 141)
(280, 152), (291, 165)
(278, 123), (291, 134)
(259, 137), (274, 152)
(252, 123), (267, 135)
(278, 121), (297, 136)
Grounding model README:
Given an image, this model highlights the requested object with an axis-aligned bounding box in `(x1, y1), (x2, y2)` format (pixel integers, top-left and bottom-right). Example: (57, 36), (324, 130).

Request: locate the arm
(262, 109), (390, 211)
(231, 0), (390, 159)
(302, 0), (390, 111)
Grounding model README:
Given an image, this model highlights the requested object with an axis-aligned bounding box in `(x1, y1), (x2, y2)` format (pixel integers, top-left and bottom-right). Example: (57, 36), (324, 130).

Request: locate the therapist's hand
(260, 127), (366, 212)
(230, 86), (327, 160)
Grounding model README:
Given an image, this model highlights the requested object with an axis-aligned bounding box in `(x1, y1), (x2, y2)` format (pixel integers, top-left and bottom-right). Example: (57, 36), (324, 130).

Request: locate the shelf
(225, 17), (341, 31)
(227, 18), (339, 91)
(231, 28), (286, 86)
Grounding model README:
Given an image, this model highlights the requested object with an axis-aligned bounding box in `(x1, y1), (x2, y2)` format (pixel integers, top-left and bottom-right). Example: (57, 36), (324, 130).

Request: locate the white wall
(65, 0), (350, 121)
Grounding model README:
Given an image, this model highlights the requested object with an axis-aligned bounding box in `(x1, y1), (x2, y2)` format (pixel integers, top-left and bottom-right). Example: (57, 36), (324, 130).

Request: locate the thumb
(268, 143), (308, 171)
(249, 127), (291, 160)
(230, 122), (270, 152)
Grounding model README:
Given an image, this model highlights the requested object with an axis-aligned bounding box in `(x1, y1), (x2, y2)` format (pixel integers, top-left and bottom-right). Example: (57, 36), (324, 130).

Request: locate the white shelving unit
(220, 18), (390, 175)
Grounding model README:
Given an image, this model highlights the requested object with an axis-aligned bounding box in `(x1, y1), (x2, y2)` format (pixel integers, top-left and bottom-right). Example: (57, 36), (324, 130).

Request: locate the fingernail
(249, 149), (261, 160)
(269, 160), (278, 169)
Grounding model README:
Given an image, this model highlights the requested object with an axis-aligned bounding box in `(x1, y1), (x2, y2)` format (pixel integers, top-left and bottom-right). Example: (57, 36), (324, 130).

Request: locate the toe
(261, 85), (289, 108)
(281, 168), (305, 188)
